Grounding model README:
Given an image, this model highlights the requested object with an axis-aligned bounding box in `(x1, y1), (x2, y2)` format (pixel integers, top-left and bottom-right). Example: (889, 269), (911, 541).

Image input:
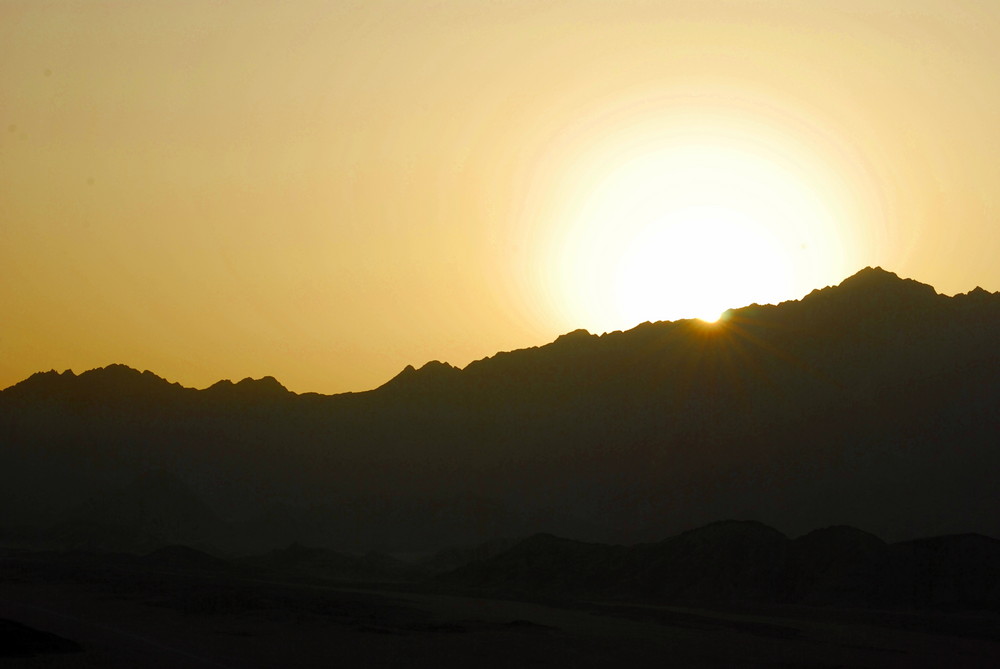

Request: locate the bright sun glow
(544, 133), (849, 333)
(615, 205), (788, 325)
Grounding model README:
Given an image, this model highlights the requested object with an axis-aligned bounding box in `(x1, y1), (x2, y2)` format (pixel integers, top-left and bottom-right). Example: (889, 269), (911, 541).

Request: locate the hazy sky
(4, 0), (1000, 394)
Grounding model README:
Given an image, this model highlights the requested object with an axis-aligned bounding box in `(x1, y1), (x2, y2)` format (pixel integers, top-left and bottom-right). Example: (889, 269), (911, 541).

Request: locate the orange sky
(3, 1), (1000, 394)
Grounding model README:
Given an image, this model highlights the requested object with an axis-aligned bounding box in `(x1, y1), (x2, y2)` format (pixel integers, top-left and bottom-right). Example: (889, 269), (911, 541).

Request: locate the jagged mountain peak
(837, 266), (937, 295)
(955, 285), (1000, 301)
(843, 265), (900, 282)
(779, 267), (946, 324)
(377, 359), (462, 392)
(206, 375), (291, 397)
(1, 364), (179, 400)
(235, 375), (289, 392)
(77, 364), (173, 387)
(11, 368), (75, 386)
(417, 360), (460, 373)
(552, 328), (595, 344)
(797, 266), (939, 305)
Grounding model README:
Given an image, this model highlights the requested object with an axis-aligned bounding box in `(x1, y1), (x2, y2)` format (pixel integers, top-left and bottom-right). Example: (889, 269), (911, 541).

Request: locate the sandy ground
(2, 571), (999, 668)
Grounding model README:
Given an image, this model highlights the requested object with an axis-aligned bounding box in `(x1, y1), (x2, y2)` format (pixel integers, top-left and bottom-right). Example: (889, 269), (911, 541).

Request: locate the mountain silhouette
(1, 267), (998, 554)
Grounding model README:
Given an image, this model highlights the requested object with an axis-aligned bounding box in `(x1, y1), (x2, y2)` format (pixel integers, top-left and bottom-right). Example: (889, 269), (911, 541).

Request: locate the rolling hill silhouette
(434, 520), (1000, 610)
(1, 267), (998, 554)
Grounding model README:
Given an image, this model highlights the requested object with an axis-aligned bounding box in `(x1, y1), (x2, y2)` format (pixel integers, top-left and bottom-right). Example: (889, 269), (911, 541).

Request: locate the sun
(539, 133), (850, 333)
(614, 204), (789, 326)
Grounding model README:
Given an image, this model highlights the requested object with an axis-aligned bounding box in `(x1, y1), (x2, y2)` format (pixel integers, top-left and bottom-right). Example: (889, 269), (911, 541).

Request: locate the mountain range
(1, 267), (997, 554)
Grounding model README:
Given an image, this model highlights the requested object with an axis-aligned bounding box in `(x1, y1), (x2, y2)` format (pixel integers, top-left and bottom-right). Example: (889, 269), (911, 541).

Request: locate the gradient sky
(4, 0), (1000, 394)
